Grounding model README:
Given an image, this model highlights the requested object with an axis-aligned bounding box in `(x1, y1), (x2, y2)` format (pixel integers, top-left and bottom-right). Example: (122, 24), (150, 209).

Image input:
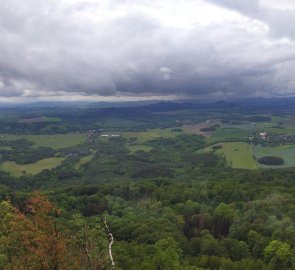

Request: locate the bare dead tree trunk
(103, 216), (115, 270)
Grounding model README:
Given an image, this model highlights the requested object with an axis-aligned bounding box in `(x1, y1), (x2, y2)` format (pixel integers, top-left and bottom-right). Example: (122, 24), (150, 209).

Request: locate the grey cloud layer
(208, 0), (295, 38)
(0, 0), (295, 99)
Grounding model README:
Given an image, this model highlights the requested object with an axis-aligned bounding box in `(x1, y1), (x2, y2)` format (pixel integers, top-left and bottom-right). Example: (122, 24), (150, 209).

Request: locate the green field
(216, 142), (257, 169)
(0, 133), (87, 149)
(225, 123), (253, 131)
(207, 128), (250, 144)
(0, 146), (12, 150)
(200, 138), (295, 170)
(253, 115), (295, 135)
(74, 154), (94, 170)
(18, 116), (61, 123)
(253, 144), (295, 168)
(0, 157), (65, 177)
(102, 118), (144, 128)
(122, 128), (184, 143)
(127, 145), (153, 153)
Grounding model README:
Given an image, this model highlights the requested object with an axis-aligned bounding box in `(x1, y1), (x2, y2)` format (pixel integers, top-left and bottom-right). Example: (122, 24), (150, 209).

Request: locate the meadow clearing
(216, 142), (257, 169)
(0, 133), (87, 149)
(199, 141), (295, 169)
(121, 128), (184, 143)
(206, 128), (250, 144)
(0, 157), (65, 177)
(253, 144), (295, 168)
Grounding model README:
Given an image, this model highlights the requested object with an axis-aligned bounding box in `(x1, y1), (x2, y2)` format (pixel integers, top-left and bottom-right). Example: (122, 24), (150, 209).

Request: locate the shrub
(257, 156), (284, 166)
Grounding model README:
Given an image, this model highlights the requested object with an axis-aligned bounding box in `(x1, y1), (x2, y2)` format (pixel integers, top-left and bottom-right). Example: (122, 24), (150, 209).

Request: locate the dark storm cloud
(0, 0), (295, 99)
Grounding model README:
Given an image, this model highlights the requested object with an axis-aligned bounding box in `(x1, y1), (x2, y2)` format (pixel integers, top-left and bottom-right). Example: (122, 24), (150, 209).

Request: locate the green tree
(213, 203), (237, 238)
(264, 240), (292, 270)
(150, 237), (182, 270)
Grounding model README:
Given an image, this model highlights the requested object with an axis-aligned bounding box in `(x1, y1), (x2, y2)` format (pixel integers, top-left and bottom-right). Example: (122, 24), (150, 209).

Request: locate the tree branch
(103, 216), (115, 270)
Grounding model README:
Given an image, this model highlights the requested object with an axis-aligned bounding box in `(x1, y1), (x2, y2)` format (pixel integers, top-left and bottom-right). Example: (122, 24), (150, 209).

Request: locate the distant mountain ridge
(1, 97), (295, 113)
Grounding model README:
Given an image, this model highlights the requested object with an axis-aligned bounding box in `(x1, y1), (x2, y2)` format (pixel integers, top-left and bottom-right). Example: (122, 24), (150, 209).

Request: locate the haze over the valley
(0, 0), (295, 102)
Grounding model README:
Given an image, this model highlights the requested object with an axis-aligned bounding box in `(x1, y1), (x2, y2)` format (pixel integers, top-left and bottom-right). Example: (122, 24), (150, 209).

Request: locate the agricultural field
(183, 120), (221, 137)
(197, 142), (256, 169)
(0, 157), (65, 177)
(224, 123), (254, 131)
(253, 144), (295, 168)
(174, 115), (295, 170)
(253, 115), (295, 135)
(216, 142), (256, 169)
(122, 128), (184, 143)
(189, 115), (295, 142)
(206, 127), (250, 144)
(0, 133), (87, 149)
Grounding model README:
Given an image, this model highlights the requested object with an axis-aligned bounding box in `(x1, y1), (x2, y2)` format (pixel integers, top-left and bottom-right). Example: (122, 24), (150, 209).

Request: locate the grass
(122, 128), (184, 143)
(216, 142), (257, 169)
(253, 144), (295, 168)
(18, 116), (61, 123)
(0, 133), (87, 149)
(225, 123), (254, 131)
(0, 157), (65, 177)
(207, 128), (250, 144)
(127, 145), (152, 153)
(270, 115), (286, 123)
(253, 116), (295, 135)
(74, 154), (94, 170)
(0, 146), (12, 150)
(195, 116), (295, 169)
(255, 122), (286, 134)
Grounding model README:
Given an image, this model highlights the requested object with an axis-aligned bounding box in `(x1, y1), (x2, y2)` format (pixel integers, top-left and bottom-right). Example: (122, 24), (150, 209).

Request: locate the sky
(0, 0), (295, 102)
